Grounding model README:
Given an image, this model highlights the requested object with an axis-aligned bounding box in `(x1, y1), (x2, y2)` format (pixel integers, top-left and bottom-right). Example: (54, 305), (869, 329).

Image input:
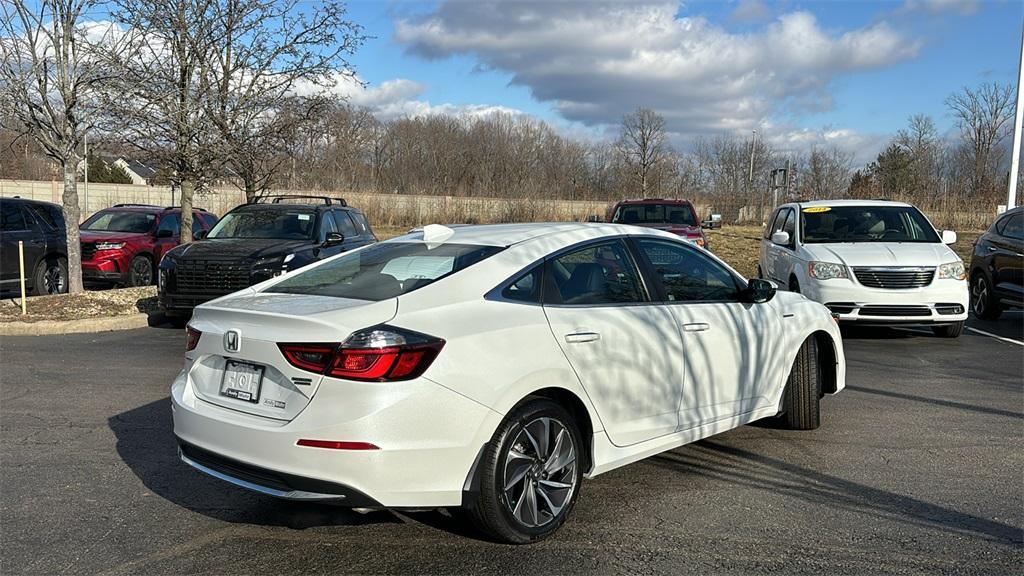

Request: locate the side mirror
(156, 229), (174, 238)
(941, 230), (956, 245)
(198, 229), (209, 239)
(586, 214), (601, 223)
(323, 231), (344, 246)
(771, 231), (790, 246)
(744, 278), (776, 304)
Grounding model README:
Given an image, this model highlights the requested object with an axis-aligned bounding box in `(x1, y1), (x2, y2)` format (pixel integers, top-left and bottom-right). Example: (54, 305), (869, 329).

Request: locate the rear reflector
(296, 439), (380, 450)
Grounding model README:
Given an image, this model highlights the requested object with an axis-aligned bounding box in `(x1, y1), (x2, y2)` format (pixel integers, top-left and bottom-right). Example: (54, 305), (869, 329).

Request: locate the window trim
(629, 236), (748, 305)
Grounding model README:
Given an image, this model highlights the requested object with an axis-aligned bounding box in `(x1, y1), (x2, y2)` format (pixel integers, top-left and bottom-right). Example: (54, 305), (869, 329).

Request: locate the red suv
(607, 198), (708, 248)
(80, 204), (218, 286)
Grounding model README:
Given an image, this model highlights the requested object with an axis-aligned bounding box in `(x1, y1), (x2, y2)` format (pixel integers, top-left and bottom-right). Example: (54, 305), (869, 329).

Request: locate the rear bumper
(171, 366), (503, 508)
(801, 277), (969, 324)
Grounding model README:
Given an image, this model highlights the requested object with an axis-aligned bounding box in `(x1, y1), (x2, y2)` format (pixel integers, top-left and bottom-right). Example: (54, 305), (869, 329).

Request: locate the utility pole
(1007, 23), (1023, 210)
(83, 132), (89, 217)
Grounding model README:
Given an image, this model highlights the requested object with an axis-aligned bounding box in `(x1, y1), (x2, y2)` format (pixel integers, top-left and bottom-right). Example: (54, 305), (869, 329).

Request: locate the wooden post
(18, 240), (27, 315)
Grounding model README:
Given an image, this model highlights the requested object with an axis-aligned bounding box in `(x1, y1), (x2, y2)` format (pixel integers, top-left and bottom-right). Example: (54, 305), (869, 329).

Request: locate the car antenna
(422, 224), (455, 246)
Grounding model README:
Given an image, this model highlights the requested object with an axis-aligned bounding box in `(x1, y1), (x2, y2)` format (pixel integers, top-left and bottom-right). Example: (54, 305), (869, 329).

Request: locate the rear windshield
(208, 209), (317, 240)
(83, 210), (156, 233)
(611, 204), (696, 226)
(801, 205), (940, 244)
(268, 242), (504, 301)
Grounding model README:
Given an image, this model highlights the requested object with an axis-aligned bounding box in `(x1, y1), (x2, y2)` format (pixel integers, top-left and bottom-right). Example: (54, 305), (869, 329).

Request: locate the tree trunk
(244, 180), (257, 204)
(179, 179), (194, 245)
(61, 160), (85, 294)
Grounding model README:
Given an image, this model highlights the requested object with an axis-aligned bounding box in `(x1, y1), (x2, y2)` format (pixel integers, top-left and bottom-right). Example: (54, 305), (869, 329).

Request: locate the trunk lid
(186, 292), (398, 421)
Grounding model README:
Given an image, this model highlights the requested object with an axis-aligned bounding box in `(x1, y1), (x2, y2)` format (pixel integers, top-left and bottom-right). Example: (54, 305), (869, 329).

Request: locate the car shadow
(649, 439), (1023, 546)
(108, 398), (403, 529)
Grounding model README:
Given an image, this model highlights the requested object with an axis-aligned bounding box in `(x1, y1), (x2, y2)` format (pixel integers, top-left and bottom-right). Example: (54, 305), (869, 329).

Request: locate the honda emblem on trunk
(224, 330), (241, 353)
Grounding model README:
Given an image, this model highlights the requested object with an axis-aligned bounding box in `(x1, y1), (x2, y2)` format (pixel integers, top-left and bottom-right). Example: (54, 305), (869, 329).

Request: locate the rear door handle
(682, 322), (710, 332)
(564, 332), (601, 343)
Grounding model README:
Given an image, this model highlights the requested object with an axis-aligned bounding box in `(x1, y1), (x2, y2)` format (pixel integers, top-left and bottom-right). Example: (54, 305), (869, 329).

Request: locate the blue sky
(336, 0), (1022, 162)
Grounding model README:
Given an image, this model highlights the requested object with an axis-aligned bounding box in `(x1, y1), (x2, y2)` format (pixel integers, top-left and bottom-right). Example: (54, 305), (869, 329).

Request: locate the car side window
(332, 211), (358, 237)
(351, 212), (372, 236)
(157, 213), (180, 236)
(319, 211), (339, 240)
(548, 240), (645, 305)
(781, 209), (796, 244)
(999, 213), (1023, 240)
(26, 204), (59, 230)
(764, 209), (781, 239)
(1, 202), (28, 232)
(191, 213), (206, 239)
(501, 265), (543, 304)
(636, 238), (742, 302)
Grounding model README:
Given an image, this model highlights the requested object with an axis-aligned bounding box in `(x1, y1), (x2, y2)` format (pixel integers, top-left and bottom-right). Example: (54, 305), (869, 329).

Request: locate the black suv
(0, 197), (68, 295)
(969, 206), (1023, 319)
(159, 196), (377, 323)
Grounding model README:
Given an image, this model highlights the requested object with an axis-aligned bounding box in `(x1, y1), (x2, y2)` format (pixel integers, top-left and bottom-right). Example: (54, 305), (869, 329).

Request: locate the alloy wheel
(131, 258), (153, 286)
(43, 263), (65, 294)
(971, 276), (988, 316)
(502, 417), (577, 528)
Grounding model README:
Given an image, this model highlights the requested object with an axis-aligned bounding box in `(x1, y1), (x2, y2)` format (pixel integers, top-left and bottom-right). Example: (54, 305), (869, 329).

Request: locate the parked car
(80, 204), (217, 287)
(607, 198), (709, 248)
(759, 199), (968, 337)
(173, 222), (845, 543)
(969, 206), (1023, 319)
(159, 196), (376, 324)
(0, 197), (68, 295)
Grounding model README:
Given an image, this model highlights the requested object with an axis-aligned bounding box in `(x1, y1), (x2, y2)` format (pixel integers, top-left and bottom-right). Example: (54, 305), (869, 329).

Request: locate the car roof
(1, 197), (61, 208)
(231, 203), (356, 212)
(784, 199), (913, 208)
(390, 222), (678, 247)
(614, 198), (693, 206)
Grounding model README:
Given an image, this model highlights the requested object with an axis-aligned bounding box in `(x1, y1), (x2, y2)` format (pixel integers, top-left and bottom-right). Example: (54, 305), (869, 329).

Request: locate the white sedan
(172, 223), (845, 543)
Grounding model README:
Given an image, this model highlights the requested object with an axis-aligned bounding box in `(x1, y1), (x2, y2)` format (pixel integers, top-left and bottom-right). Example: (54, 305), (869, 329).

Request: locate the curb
(0, 313), (159, 336)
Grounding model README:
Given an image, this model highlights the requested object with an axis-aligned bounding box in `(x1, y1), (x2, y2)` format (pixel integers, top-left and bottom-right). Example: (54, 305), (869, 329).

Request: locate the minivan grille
(175, 259), (251, 294)
(853, 267), (934, 289)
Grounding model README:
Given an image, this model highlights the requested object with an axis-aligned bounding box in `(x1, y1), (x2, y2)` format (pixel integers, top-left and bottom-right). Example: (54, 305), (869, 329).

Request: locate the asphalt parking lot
(2, 315), (1022, 575)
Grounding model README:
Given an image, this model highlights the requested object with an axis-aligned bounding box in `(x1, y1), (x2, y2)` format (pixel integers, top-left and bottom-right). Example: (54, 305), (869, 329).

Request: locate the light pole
(1007, 23), (1023, 210)
(749, 129), (760, 221)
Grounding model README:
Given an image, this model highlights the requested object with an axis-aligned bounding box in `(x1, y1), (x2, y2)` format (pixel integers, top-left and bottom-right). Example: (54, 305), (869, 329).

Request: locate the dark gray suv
(0, 197), (68, 295)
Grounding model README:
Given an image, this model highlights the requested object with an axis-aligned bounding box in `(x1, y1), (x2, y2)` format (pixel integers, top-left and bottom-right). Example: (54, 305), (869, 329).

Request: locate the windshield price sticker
(802, 206), (832, 213)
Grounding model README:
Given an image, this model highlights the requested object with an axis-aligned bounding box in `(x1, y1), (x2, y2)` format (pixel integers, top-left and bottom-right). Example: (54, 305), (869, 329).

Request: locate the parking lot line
(965, 326), (1024, 347)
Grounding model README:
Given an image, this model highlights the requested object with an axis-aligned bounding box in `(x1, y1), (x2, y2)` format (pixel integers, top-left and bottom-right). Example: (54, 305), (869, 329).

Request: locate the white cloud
(766, 125), (889, 166)
(395, 2), (921, 138)
(729, 0), (772, 23)
(324, 74), (524, 122)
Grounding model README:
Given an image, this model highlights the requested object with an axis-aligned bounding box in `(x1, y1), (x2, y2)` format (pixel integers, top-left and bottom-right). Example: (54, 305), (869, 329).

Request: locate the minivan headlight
(938, 261), (966, 280)
(808, 261), (848, 280)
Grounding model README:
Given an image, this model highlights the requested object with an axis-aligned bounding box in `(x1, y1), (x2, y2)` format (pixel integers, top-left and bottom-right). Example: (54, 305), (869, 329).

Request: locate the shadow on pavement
(108, 398), (405, 530)
(650, 439), (1023, 546)
(845, 385), (1023, 420)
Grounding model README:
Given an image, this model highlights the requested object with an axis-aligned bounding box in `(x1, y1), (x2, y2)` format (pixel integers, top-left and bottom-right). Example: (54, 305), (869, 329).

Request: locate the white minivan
(758, 200), (969, 337)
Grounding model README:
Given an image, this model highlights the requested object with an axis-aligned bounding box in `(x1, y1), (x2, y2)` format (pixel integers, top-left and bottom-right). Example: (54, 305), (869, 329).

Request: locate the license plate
(220, 360), (264, 403)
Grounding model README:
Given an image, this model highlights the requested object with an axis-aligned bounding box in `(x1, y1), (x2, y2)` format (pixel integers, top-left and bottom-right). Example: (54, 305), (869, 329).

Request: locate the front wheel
(464, 399), (584, 544)
(970, 273), (1001, 320)
(932, 321), (964, 338)
(128, 255), (154, 287)
(778, 337), (821, 430)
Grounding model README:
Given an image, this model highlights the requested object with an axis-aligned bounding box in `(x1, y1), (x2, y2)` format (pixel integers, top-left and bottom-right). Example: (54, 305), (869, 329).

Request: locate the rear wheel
(32, 257), (67, 295)
(932, 321), (964, 338)
(465, 399), (583, 544)
(779, 337), (821, 430)
(128, 255), (154, 286)
(970, 272), (1001, 320)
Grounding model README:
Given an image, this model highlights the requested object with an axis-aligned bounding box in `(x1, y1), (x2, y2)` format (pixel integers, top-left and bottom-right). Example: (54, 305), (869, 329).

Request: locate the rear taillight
(278, 326), (444, 382)
(185, 326), (201, 351)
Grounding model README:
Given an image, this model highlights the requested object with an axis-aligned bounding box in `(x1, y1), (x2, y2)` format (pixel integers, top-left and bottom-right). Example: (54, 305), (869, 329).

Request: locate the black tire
(970, 272), (1001, 320)
(932, 321), (964, 338)
(779, 337), (821, 430)
(464, 399), (584, 544)
(32, 257), (68, 296)
(789, 276), (800, 294)
(128, 255), (154, 287)
(165, 313), (189, 328)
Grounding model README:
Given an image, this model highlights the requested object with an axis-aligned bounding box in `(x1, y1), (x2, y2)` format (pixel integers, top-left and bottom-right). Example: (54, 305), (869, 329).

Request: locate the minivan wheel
(128, 255), (154, 286)
(778, 337), (821, 430)
(932, 321), (964, 338)
(970, 273), (1001, 320)
(465, 399), (583, 544)
(33, 257), (68, 295)
(789, 277), (800, 294)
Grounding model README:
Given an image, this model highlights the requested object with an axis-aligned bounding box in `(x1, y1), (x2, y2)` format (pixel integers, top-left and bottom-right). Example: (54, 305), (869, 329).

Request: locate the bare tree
(617, 107), (672, 196)
(0, 0), (121, 293)
(105, 0), (217, 245)
(203, 0), (365, 202)
(797, 145), (852, 200)
(945, 82), (1015, 199)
